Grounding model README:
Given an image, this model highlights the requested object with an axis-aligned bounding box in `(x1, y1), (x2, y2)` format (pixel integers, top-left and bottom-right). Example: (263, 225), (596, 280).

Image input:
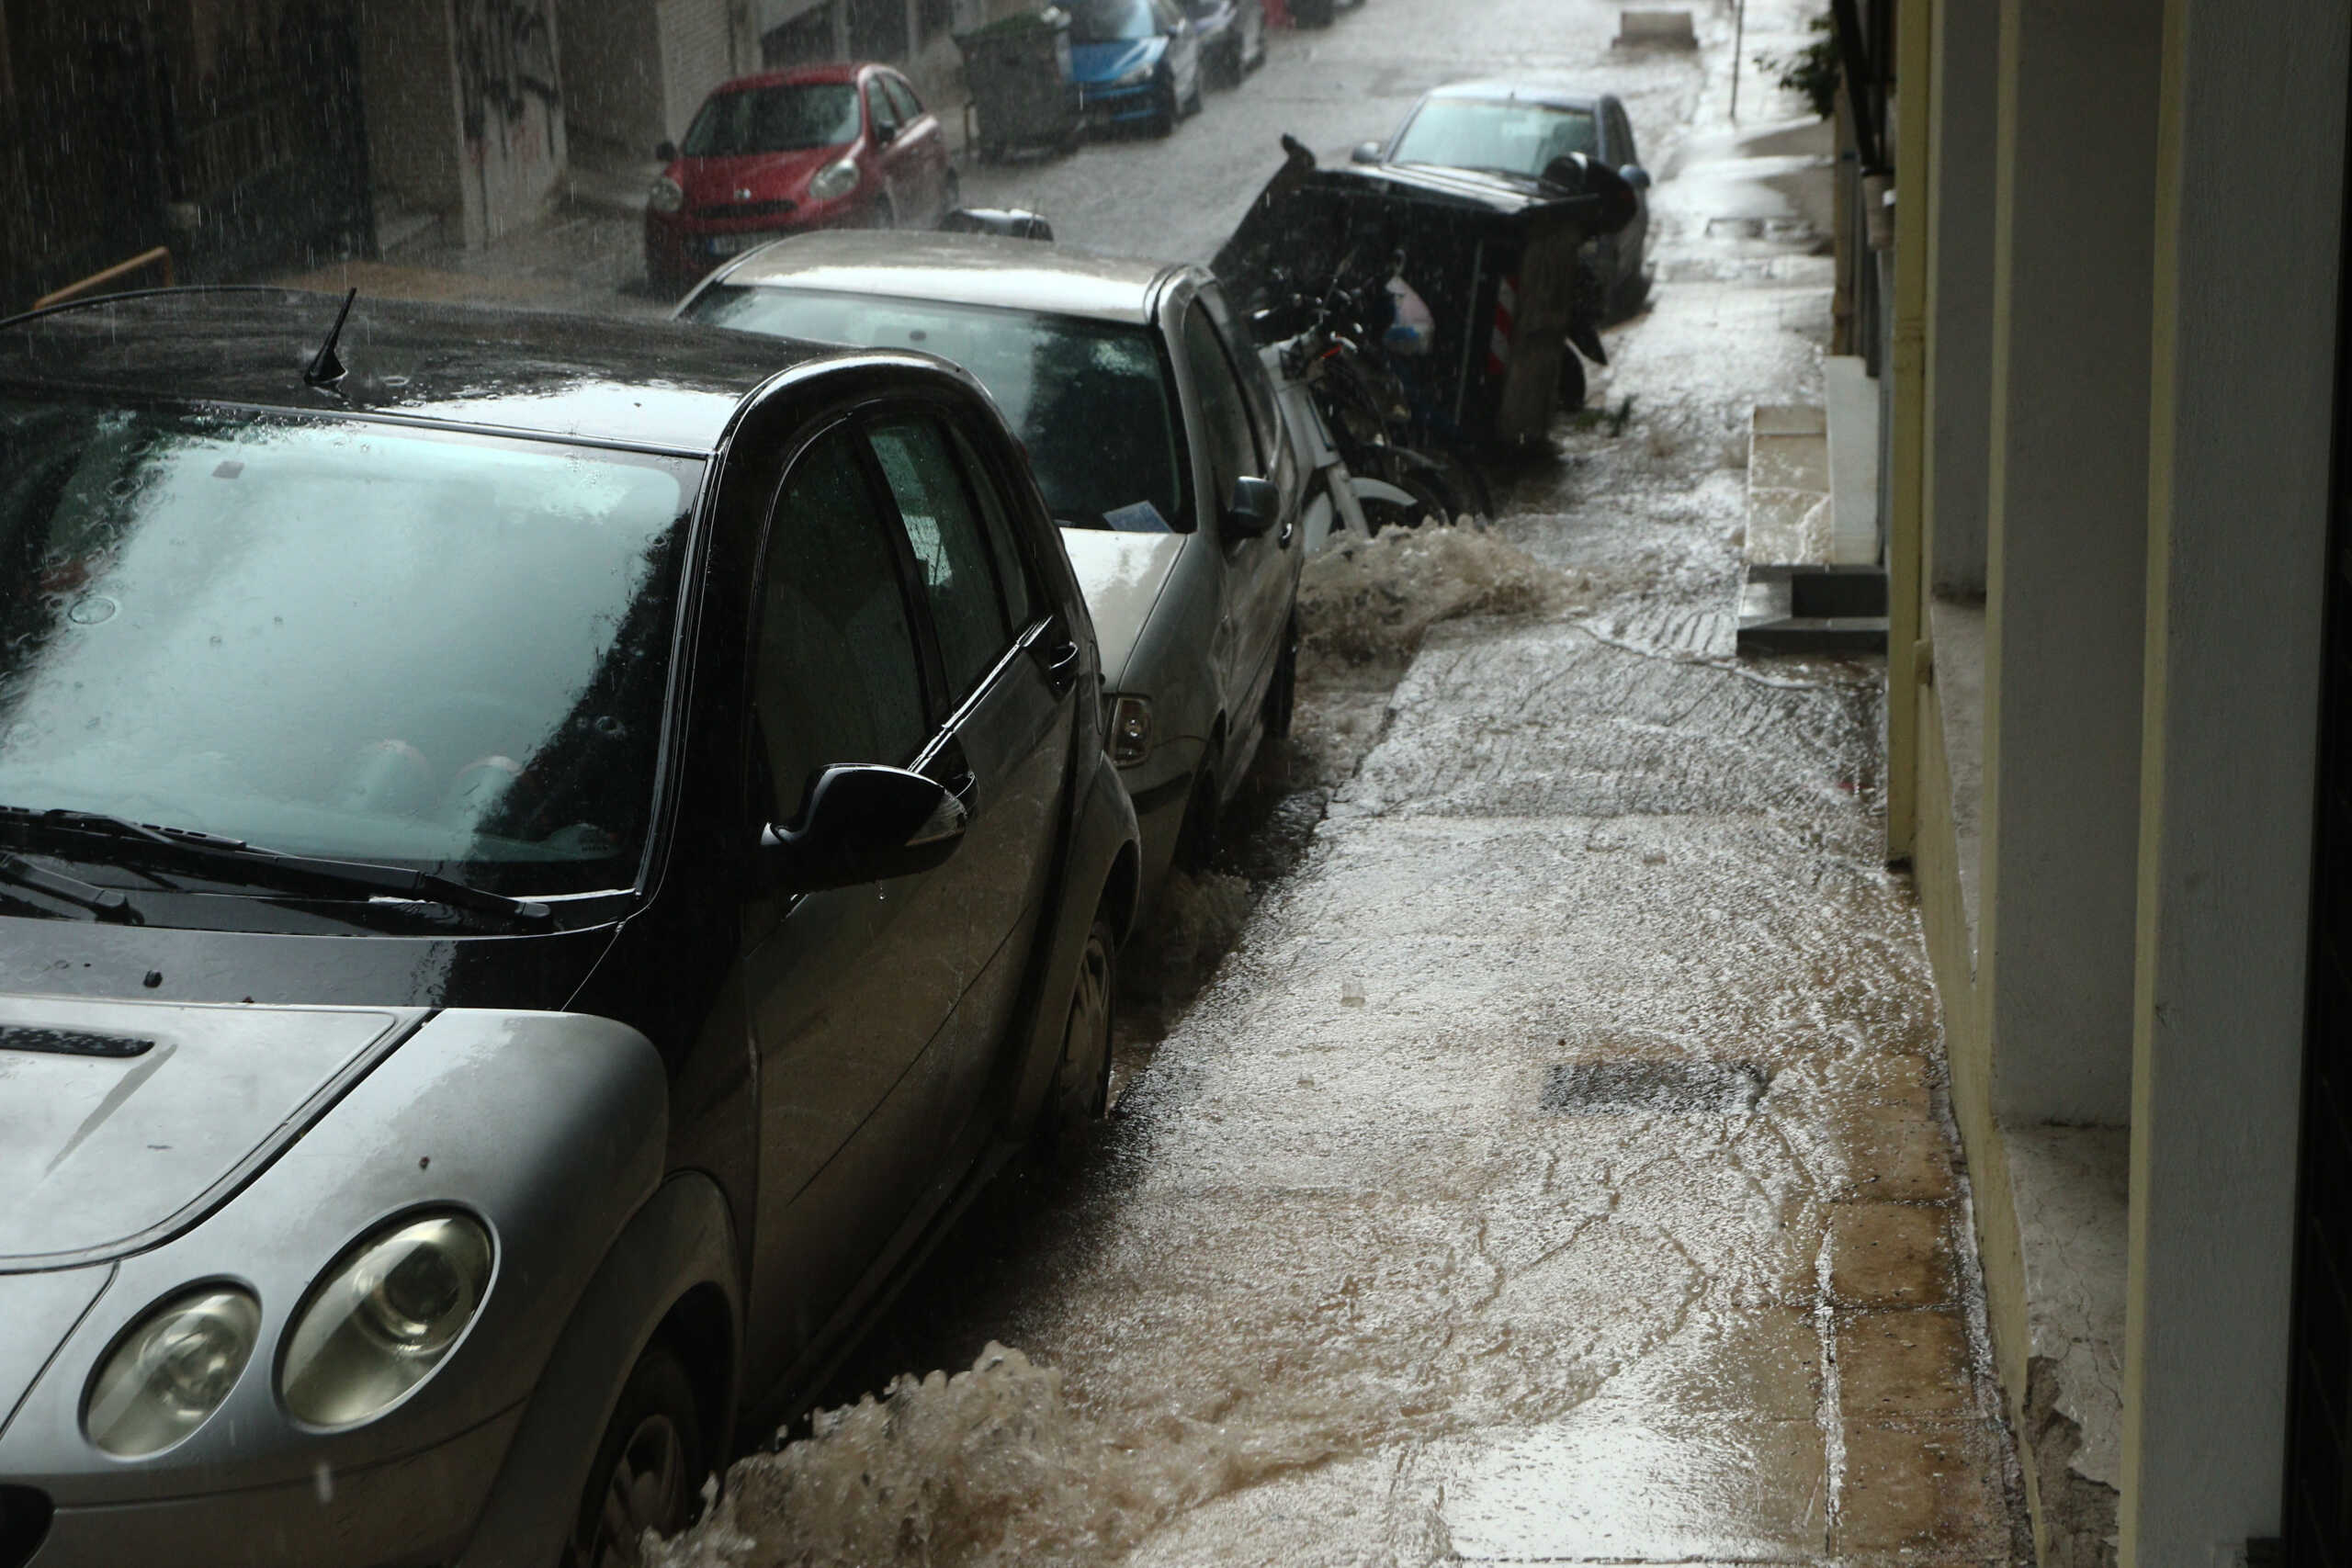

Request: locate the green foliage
(1759, 10), (1840, 121)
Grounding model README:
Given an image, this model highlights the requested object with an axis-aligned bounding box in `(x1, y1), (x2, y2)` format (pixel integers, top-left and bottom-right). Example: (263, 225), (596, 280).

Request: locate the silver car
(683, 232), (1323, 908)
(0, 289), (1141, 1566)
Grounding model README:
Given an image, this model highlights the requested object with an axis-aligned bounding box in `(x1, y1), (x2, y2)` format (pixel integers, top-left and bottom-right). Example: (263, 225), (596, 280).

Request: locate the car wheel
(1183, 73), (1204, 115)
(566, 1345), (706, 1568)
(1173, 761), (1222, 873)
(1263, 616), (1298, 741)
(1039, 913), (1116, 1153)
(1558, 347), (1589, 412)
(941, 169), (962, 218)
(1148, 76), (1178, 137)
(868, 197), (897, 230)
(1361, 472), (1451, 534)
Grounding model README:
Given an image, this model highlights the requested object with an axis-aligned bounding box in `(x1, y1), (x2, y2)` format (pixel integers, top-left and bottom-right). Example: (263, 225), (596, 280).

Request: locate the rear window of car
(691, 285), (1190, 534)
(1390, 99), (1600, 179)
(683, 84), (862, 156)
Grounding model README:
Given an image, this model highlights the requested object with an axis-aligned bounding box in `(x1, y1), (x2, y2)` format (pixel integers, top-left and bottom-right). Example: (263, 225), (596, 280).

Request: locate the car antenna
(303, 288), (358, 389)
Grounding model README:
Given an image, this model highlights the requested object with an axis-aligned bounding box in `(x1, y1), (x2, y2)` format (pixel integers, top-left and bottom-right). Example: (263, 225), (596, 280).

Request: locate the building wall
(1891, 0), (2351, 1558)
(452, 0), (566, 247)
(555, 0), (659, 157)
(2119, 0), (2348, 1555)
(362, 0), (463, 220)
(657, 0), (738, 142)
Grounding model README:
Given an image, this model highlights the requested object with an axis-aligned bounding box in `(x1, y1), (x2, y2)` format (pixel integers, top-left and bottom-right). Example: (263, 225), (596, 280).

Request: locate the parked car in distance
(681, 231), (1318, 910)
(1184, 0), (1266, 85)
(0, 288), (1138, 1567)
(1069, 0), (1204, 138)
(1353, 83), (1652, 318)
(645, 62), (958, 294)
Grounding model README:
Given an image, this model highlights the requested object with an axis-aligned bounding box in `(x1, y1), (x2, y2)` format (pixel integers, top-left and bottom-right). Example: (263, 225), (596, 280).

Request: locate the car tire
(868, 197), (897, 230)
(565, 1344), (706, 1568)
(1558, 347), (1589, 412)
(1039, 912), (1116, 1155)
(1361, 471), (1451, 534)
(1183, 74), (1204, 116)
(941, 169), (962, 219)
(1173, 761), (1222, 873)
(1292, 0), (1333, 25)
(1148, 77), (1179, 137)
(1263, 616), (1298, 741)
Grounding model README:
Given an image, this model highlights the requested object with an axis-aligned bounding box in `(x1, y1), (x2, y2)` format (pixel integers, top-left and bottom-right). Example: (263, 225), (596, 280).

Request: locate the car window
(865, 81), (899, 140)
(867, 414), (1014, 704)
(682, 84), (861, 156)
(1200, 287), (1283, 469)
(1070, 0), (1159, 42)
(946, 420), (1039, 631)
(752, 426), (929, 823)
(687, 285), (1190, 533)
(1181, 300), (1264, 507)
(1608, 102), (1637, 165)
(1390, 99), (1599, 178)
(885, 76), (924, 124)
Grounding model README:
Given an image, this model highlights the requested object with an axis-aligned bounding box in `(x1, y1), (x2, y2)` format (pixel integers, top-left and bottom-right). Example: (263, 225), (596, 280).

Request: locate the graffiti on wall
(454, 0), (564, 244)
(456, 0), (560, 151)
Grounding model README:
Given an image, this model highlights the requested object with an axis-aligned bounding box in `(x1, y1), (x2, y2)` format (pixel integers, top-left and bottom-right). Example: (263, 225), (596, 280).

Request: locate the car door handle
(1036, 635), (1081, 696)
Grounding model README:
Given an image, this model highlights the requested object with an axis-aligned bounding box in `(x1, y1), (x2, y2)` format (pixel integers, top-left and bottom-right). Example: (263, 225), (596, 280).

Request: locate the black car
(0, 288), (1138, 1567)
(1354, 82), (1654, 320)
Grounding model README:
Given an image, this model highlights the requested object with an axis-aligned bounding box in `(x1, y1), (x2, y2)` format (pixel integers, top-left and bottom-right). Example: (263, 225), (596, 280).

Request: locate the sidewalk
(654, 1), (2034, 1559)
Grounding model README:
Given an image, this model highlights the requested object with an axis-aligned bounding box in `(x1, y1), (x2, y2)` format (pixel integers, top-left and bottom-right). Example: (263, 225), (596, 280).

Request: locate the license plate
(708, 232), (766, 257)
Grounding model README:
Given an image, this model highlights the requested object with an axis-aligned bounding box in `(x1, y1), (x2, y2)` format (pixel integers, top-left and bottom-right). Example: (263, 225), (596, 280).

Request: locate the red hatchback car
(645, 62), (958, 294)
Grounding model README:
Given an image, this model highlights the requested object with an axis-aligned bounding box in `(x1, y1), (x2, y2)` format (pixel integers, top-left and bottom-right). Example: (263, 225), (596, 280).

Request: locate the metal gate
(2283, 63), (2352, 1565)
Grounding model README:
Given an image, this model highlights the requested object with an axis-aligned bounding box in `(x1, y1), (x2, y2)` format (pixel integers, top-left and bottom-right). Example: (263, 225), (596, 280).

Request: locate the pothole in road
(1541, 1058), (1772, 1113)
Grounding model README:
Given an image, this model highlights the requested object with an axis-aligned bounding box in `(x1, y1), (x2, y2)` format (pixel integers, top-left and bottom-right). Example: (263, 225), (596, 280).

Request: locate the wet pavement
(650, 0), (2033, 1562)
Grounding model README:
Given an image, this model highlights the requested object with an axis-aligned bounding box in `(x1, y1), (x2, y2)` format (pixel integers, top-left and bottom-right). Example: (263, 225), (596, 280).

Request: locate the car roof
(1419, 81), (1609, 113)
(712, 62), (872, 92)
(707, 231), (1187, 325)
(0, 288), (845, 454)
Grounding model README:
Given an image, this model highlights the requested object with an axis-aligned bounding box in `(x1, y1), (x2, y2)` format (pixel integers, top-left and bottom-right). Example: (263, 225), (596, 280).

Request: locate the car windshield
(682, 83), (862, 156)
(689, 286), (1189, 532)
(1070, 0), (1160, 44)
(0, 400), (697, 897)
(1389, 98), (1600, 179)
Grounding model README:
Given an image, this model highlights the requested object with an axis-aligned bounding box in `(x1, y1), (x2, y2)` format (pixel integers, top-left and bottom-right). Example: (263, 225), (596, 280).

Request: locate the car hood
(676, 145), (847, 207)
(0, 995), (419, 1269)
(1061, 527), (1186, 689)
(1070, 38), (1163, 85)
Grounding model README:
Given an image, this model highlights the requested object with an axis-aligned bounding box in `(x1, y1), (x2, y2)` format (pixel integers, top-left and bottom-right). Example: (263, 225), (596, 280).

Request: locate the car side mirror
(655, 140), (679, 164)
(1222, 475), (1279, 538)
(759, 764), (965, 893)
(1621, 164), (1652, 190)
(874, 120), (898, 144)
(1351, 140), (1384, 165)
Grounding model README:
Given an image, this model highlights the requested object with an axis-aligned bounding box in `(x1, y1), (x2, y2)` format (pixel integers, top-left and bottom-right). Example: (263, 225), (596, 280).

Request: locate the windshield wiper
(0, 852), (140, 923)
(0, 806), (552, 927)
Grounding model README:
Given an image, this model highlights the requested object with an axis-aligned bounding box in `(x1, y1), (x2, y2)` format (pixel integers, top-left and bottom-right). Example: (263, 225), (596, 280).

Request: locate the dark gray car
(0, 288), (1138, 1567)
(1355, 82), (1654, 319)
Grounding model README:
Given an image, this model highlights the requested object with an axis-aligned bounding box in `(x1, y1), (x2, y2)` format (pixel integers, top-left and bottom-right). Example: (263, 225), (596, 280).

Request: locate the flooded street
(650, 1), (2032, 1562)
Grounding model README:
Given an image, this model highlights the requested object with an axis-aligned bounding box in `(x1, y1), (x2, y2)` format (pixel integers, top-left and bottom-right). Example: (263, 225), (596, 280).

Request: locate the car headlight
(85, 1286), (262, 1458)
(1113, 62), (1154, 86)
(1106, 695), (1152, 765)
(649, 176), (684, 215)
(279, 1212), (494, 1428)
(809, 157), (861, 202)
